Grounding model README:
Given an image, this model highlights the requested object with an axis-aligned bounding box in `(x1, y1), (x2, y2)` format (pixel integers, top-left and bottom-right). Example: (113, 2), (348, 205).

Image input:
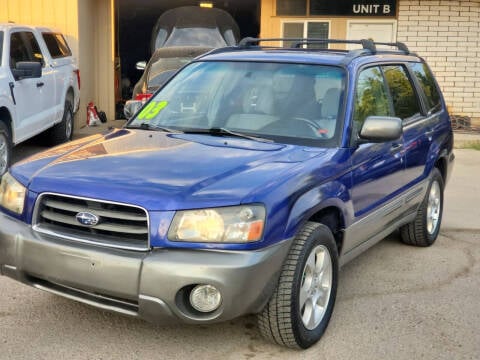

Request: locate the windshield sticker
(137, 100), (168, 120)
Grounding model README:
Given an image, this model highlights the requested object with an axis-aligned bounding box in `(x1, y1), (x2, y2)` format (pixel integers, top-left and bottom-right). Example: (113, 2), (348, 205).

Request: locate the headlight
(0, 172), (27, 214)
(168, 205), (265, 243)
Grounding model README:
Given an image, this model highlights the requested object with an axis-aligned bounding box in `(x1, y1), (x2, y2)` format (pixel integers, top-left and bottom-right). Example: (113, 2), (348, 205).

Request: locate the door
(347, 66), (406, 252)
(9, 31), (55, 143)
(382, 63), (431, 187)
(346, 21), (396, 49)
(403, 62), (445, 186)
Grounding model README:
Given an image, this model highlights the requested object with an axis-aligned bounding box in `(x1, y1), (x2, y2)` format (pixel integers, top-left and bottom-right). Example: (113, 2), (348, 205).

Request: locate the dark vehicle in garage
(124, 46), (214, 119)
(150, 6), (240, 53)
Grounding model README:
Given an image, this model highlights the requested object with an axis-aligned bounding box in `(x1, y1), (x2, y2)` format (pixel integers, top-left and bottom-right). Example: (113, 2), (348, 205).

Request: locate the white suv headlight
(168, 205), (265, 243)
(0, 172), (27, 214)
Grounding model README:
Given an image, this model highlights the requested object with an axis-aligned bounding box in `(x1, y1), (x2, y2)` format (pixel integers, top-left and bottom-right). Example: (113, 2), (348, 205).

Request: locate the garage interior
(115, 0), (260, 106)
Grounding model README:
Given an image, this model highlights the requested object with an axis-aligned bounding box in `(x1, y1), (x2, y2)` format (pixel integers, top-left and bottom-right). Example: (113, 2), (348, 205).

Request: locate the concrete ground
(3, 131), (480, 359)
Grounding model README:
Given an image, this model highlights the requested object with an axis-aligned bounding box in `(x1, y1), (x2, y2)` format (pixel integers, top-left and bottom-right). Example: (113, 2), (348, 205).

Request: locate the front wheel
(400, 168), (444, 246)
(257, 222), (338, 349)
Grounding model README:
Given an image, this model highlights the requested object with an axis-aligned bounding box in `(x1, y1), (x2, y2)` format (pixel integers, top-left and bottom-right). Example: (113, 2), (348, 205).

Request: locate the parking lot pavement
(3, 143), (480, 359)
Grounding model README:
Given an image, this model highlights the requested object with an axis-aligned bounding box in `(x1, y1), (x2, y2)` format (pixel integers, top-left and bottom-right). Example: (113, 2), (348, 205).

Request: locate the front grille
(34, 193), (149, 251)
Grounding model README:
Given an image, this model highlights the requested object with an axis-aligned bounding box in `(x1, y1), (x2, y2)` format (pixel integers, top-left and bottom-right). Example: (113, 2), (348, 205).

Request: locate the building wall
(0, 0), (115, 128)
(260, 0), (347, 46)
(0, 0), (79, 53)
(397, 0), (480, 122)
(77, 0), (115, 124)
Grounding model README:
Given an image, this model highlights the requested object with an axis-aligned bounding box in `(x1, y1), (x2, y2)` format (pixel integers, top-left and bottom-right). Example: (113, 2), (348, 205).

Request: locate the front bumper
(0, 212), (291, 324)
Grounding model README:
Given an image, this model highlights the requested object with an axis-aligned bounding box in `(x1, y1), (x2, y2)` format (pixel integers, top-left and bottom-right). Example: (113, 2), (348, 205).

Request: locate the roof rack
(238, 37), (410, 55)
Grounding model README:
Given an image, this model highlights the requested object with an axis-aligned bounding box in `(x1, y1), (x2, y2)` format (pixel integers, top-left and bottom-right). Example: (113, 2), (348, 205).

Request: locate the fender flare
(283, 180), (353, 240)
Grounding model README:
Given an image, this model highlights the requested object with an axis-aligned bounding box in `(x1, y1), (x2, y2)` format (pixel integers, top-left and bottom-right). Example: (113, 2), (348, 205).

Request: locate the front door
(9, 30), (55, 143)
(346, 65), (406, 252)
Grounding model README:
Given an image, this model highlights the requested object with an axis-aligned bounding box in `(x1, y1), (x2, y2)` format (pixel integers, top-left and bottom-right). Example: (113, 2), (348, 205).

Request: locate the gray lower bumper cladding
(0, 212), (291, 324)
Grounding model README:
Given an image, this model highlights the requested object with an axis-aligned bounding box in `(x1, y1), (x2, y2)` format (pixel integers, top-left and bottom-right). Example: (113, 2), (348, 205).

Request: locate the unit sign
(310, 0), (396, 16)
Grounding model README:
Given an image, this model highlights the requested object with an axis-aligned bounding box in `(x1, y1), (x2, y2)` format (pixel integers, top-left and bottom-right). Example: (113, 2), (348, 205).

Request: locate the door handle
(36, 82), (44, 87)
(390, 143), (403, 153)
(425, 128), (435, 141)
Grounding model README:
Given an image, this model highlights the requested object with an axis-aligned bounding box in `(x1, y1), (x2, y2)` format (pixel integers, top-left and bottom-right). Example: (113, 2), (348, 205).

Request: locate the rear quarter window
(410, 62), (441, 113)
(42, 32), (72, 58)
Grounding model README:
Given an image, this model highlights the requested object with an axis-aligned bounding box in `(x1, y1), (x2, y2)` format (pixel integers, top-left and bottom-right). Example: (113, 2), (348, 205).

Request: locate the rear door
(401, 62), (443, 186)
(41, 32), (74, 120)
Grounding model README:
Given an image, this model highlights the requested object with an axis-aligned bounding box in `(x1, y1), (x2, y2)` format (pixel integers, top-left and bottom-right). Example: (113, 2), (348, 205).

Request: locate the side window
(410, 62), (441, 113)
(353, 66), (392, 127)
(10, 32), (29, 68)
(382, 65), (421, 120)
(42, 33), (72, 58)
(10, 31), (44, 68)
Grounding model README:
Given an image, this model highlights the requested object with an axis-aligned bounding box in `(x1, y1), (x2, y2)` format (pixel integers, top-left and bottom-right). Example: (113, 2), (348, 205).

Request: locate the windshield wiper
(183, 127), (273, 143)
(127, 122), (183, 133)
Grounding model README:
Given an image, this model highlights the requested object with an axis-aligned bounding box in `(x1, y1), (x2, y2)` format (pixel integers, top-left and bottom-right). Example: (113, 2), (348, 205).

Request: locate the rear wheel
(47, 98), (73, 145)
(257, 222), (338, 349)
(0, 122), (12, 177)
(400, 168), (444, 246)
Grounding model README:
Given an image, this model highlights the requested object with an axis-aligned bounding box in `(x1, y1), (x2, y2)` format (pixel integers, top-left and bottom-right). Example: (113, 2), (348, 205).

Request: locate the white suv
(0, 23), (80, 175)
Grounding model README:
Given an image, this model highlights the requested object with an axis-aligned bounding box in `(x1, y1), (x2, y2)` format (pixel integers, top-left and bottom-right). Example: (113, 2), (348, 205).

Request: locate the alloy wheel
(427, 180), (441, 235)
(299, 245), (333, 330)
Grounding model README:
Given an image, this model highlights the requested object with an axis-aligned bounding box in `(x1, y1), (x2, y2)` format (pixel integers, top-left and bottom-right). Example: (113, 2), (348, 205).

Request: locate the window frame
(9, 30), (45, 69)
(351, 65), (393, 124)
(350, 61), (429, 146)
(41, 32), (72, 59)
(407, 61), (443, 117)
(280, 19), (331, 48)
(380, 63), (425, 124)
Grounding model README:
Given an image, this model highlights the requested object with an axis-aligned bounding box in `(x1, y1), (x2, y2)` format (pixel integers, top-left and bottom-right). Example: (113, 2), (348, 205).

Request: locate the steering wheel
(293, 117), (329, 138)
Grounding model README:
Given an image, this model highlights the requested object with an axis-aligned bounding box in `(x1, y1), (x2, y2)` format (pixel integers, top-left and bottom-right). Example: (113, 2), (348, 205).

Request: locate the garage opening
(115, 0), (260, 111)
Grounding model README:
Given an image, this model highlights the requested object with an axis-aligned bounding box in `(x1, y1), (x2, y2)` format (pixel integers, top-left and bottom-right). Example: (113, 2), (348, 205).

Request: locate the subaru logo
(76, 212), (99, 226)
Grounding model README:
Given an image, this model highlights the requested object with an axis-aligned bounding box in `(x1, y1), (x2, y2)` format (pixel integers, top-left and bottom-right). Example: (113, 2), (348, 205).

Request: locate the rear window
(42, 32), (72, 58)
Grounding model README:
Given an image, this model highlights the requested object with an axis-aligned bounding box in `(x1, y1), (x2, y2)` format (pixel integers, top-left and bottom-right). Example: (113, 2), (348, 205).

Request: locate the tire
(400, 168), (444, 247)
(47, 98), (74, 145)
(257, 222), (338, 349)
(0, 122), (12, 177)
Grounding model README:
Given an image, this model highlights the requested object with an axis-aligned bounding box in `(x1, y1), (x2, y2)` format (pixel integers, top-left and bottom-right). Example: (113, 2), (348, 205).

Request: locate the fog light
(189, 285), (222, 313)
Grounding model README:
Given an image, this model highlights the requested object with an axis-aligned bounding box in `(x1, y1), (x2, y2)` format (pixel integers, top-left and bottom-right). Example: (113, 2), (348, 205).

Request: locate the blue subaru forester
(0, 39), (454, 349)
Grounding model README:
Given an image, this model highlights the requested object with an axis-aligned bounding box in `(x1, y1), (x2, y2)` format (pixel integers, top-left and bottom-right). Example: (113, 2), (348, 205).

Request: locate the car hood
(12, 129), (328, 211)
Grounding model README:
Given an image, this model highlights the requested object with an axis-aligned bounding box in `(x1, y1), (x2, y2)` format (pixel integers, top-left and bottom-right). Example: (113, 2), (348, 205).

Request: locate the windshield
(148, 56), (193, 88)
(163, 28), (227, 47)
(128, 61), (346, 146)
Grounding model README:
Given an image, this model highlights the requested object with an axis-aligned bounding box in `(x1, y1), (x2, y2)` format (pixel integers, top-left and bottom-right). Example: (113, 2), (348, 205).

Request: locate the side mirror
(124, 100), (143, 119)
(135, 61), (147, 70)
(358, 116), (403, 143)
(12, 61), (42, 80)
